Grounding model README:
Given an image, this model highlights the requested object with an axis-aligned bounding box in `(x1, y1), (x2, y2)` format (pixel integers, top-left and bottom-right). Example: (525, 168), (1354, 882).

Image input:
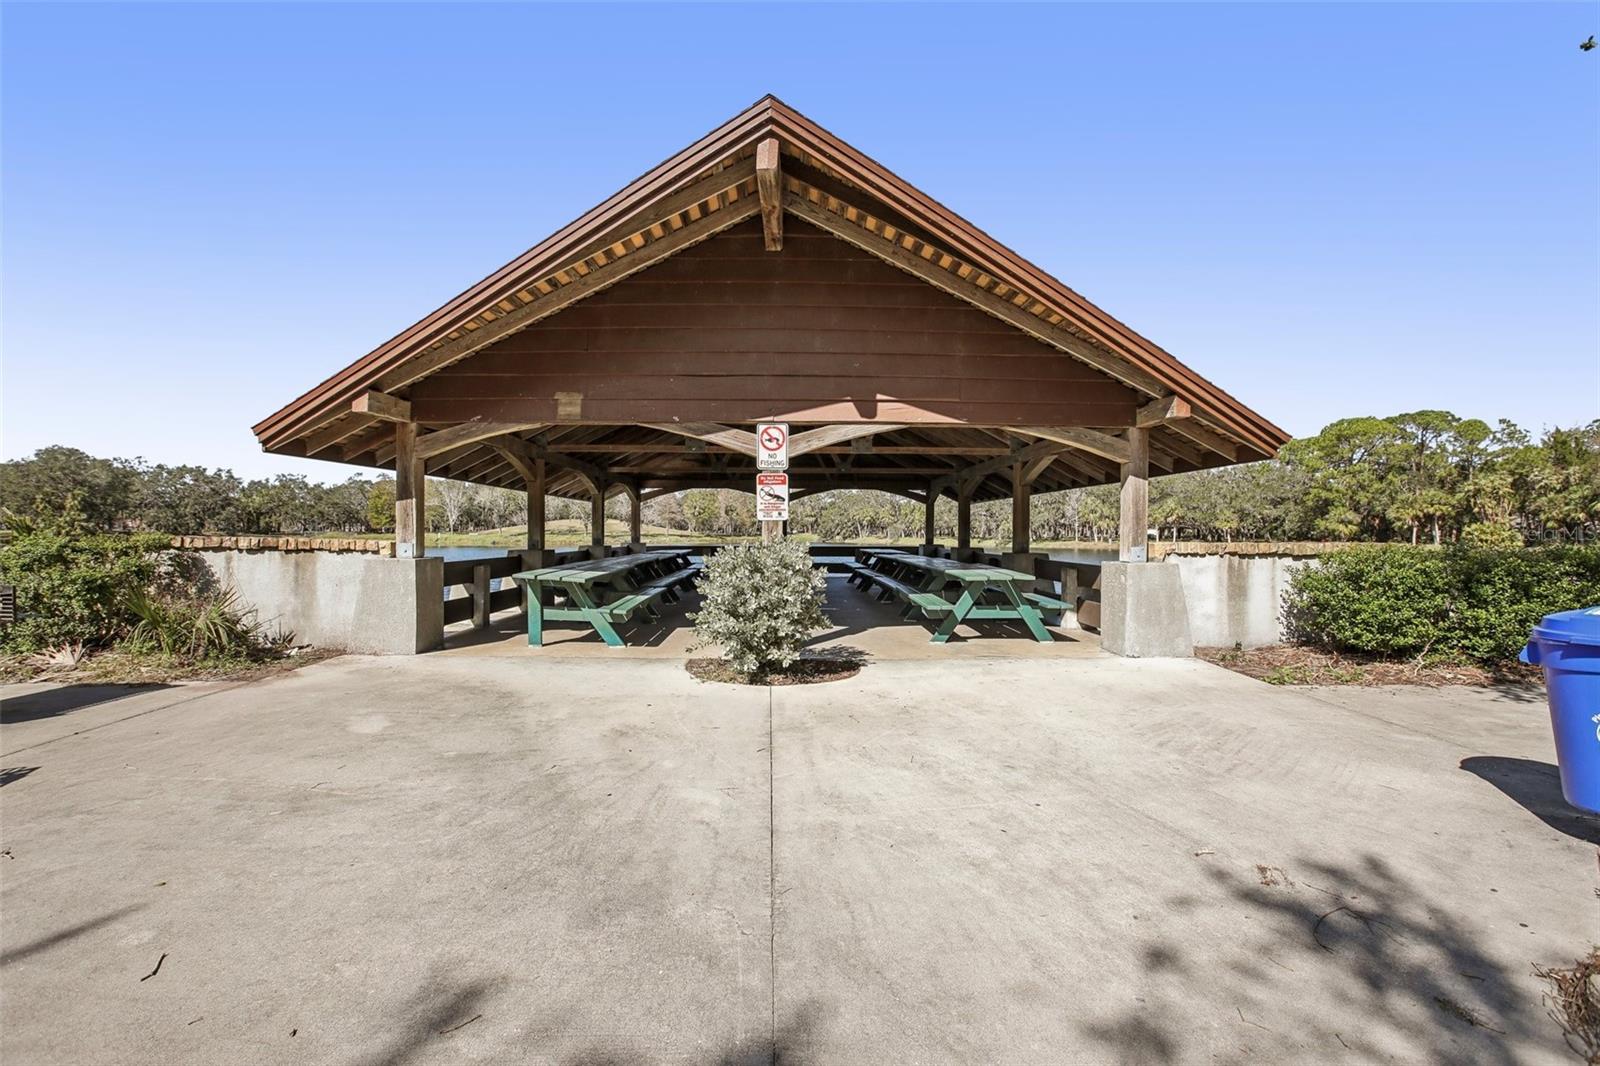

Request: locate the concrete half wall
(1171, 554), (1312, 649)
(185, 550), (444, 655)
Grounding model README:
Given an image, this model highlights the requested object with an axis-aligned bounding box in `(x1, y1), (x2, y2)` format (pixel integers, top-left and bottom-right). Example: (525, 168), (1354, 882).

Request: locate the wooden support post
(394, 422), (425, 559)
(627, 485), (642, 545)
(526, 458), (545, 552)
(1011, 460), (1030, 555)
(591, 480), (606, 550)
(471, 563), (490, 629)
(957, 493), (972, 550)
(1120, 427), (1150, 562)
(755, 138), (783, 251)
(924, 488), (937, 547)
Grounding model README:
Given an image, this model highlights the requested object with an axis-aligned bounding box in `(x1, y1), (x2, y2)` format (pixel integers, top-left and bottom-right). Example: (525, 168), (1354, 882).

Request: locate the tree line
(2, 412), (1594, 545)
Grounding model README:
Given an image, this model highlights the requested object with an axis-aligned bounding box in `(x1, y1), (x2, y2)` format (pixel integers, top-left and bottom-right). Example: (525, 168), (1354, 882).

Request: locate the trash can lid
(1530, 605), (1600, 648)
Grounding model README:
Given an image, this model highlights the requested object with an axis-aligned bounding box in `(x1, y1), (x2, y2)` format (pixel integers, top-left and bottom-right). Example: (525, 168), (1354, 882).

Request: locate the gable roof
(253, 95), (1288, 483)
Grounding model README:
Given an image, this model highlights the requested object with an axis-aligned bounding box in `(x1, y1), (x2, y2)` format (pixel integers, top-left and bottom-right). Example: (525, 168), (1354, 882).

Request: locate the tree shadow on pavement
(564, 1000), (824, 1066)
(0, 904), (146, 967)
(0, 684), (169, 725)
(1460, 756), (1600, 845)
(1082, 853), (1556, 1065)
(361, 974), (501, 1066)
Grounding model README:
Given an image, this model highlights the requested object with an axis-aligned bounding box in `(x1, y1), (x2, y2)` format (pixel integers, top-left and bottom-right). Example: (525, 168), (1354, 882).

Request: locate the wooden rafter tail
(352, 390), (412, 422)
(1136, 395), (1192, 428)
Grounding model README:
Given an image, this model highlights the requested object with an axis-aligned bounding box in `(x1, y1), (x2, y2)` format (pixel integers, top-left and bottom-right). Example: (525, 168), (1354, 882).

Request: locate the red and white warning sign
(756, 472), (790, 522)
(756, 422), (789, 471)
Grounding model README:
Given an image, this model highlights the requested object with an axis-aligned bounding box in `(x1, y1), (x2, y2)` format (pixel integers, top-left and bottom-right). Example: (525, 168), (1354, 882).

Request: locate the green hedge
(1283, 545), (1600, 663)
(0, 510), (169, 654)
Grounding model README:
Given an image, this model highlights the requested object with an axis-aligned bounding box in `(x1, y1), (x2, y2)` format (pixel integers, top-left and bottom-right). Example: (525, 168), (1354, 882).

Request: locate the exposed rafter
(933, 438), (1062, 495)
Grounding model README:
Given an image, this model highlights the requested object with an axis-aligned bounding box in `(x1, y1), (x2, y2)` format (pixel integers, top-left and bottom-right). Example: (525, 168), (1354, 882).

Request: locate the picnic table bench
(512, 550), (698, 647)
(849, 550), (1057, 643)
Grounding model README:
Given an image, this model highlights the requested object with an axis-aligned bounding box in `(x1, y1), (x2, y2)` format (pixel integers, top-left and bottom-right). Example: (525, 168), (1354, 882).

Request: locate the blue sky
(3, 2), (1596, 481)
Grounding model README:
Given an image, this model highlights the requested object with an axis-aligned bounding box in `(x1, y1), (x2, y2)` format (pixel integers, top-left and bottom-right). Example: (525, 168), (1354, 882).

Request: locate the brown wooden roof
(253, 96), (1288, 501)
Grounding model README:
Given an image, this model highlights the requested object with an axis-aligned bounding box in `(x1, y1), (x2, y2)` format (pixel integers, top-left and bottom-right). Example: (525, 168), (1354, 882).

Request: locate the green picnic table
(850, 551), (1060, 643)
(512, 550), (698, 647)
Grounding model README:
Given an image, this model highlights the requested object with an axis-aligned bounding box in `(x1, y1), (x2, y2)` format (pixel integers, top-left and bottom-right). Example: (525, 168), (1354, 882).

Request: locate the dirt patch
(686, 655), (863, 686)
(0, 647), (343, 685)
(1197, 644), (1542, 689)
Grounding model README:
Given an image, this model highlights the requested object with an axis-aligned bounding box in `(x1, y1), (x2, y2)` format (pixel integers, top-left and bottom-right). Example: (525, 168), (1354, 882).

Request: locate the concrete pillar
(1100, 561), (1192, 657)
(1011, 460), (1030, 555)
(957, 493), (972, 550)
(1119, 427), (1150, 563)
(526, 457), (545, 552)
(394, 422), (426, 559)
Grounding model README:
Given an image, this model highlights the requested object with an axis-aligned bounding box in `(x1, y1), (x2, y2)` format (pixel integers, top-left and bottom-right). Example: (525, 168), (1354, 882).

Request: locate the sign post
(755, 423), (790, 542)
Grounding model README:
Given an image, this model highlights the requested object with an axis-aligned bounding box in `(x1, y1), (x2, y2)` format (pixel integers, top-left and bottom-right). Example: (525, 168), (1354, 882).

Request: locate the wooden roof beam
(787, 423), (910, 458)
(641, 421), (758, 456)
(933, 438), (1062, 496)
(755, 138), (783, 252)
(352, 391), (412, 422)
(1136, 395), (1192, 428)
(487, 434), (606, 487)
(304, 415), (376, 458)
(1021, 451), (1059, 485)
(1011, 426), (1132, 464)
(1167, 419), (1242, 462)
(414, 420), (547, 460)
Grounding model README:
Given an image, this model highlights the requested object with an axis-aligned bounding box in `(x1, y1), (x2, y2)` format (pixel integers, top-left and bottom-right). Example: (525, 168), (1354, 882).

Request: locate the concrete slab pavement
(2, 655), (1593, 1064)
(2, 657), (774, 1065)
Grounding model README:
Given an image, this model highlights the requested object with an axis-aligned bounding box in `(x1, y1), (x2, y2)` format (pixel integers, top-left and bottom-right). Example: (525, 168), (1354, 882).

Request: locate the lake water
(430, 545), (521, 563)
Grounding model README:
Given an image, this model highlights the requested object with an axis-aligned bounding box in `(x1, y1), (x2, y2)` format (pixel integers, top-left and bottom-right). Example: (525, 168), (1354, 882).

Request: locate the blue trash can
(1520, 606), (1600, 814)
